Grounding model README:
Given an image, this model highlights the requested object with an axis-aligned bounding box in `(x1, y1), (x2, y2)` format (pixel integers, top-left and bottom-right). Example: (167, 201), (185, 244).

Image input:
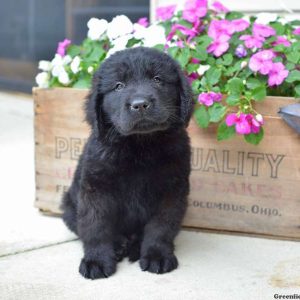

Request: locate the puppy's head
(86, 47), (193, 138)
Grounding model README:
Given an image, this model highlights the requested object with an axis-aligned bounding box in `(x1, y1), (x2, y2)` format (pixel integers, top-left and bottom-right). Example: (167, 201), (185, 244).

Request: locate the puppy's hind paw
(79, 258), (116, 279)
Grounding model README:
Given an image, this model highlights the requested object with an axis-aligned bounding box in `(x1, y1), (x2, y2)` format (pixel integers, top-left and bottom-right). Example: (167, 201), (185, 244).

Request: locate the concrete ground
(0, 91), (300, 300)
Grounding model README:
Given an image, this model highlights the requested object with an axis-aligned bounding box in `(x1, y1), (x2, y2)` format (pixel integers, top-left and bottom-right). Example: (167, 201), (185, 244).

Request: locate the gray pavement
(0, 91), (299, 300)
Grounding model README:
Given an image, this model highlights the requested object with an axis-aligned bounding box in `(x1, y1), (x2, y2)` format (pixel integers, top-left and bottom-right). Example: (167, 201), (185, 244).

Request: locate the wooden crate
(33, 87), (300, 240)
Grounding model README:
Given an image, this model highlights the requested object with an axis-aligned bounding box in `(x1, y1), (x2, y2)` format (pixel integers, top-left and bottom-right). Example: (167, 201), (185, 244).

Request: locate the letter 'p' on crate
(33, 87), (300, 240)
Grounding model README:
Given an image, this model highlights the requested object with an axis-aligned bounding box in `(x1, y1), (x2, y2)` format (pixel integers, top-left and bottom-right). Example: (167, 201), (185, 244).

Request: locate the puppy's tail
(61, 191), (78, 235)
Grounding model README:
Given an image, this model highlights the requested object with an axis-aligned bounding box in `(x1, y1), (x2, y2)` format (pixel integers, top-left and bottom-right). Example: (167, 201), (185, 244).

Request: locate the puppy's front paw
(139, 248), (178, 274)
(79, 257), (116, 279)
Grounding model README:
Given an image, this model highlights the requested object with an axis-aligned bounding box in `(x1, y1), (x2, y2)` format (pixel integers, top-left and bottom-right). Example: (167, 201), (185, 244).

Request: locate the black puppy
(62, 47), (193, 279)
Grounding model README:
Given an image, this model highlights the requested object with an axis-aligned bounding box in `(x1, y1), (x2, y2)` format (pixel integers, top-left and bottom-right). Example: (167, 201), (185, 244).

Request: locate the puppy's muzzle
(129, 98), (151, 113)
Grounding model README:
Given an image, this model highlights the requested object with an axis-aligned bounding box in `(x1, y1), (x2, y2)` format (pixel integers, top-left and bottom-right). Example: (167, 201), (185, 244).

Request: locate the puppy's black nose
(130, 99), (150, 112)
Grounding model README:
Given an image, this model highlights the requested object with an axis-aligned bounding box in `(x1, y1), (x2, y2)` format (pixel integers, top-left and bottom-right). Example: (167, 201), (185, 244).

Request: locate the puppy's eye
(115, 82), (125, 91)
(153, 76), (162, 84)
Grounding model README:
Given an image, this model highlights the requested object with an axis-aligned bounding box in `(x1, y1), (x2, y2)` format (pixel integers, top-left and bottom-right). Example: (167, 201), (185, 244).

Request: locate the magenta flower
(137, 17), (149, 27)
(198, 92), (222, 106)
(249, 50), (275, 75)
(188, 72), (199, 83)
(156, 5), (176, 21)
(56, 39), (71, 57)
(253, 23), (276, 38)
(268, 62), (289, 86)
(226, 113), (251, 135)
(240, 35), (265, 49)
(208, 19), (234, 39)
(231, 19), (250, 32)
(211, 1), (229, 13)
(183, 0), (207, 23)
(207, 34), (230, 57)
(272, 36), (291, 47)
(293, 27), (300, 35)
(191, 57), (200, 64)
(248, 115), (264, 134)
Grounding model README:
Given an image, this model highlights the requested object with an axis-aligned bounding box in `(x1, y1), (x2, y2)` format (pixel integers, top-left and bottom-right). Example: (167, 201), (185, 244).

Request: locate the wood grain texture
(33, 87), (300, 240)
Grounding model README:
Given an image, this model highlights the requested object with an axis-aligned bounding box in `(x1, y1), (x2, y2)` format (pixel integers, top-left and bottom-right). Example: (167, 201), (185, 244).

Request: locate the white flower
(38, 60), (51, 71)
(256, 114), (264, 123)
(241, 61), (248, 69)
(52, 65), (65, 77)
(51, 54), (63, 67)
(70, 56), (81, 74)
(197, 65), (210, 76)
(142, 25), (166, 47)
(35, 72), (49, 88)
(63, 55), (72, 65)
(87, 18), (108, 40)
(87, 66), (94, 74)
(106, 15), (133, 41)
(133, 23), (147, 40)
(255, 13), (278, 25)
(107, 34), (133, 57)
(58, 70), (70, 85)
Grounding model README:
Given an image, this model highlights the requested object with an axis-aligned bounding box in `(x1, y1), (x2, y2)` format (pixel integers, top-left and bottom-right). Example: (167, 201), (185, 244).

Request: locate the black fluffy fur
(61, 47), (194, 279)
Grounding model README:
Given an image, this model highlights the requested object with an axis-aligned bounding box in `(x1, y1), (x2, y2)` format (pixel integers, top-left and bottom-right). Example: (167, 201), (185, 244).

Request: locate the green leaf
(286, 70), (300, 83)
(270, 22), (285, 35)
(295, 84), (300, 97)
(87, 46), (105, 62)
(286, 52), (300, 64)
(226, 11), (244, 20)
(226, 94), (240, 106)
(222, 53), (233, 66)
(273, 44), (286, 52)
(67, 45), (81, 57)
(286, 62), (295, 71)
(194, 45), (208, 61)
(168, 46), (179, 58)
(191, 80), (200, 93)
(217, 122), (236, 141)
(177, 48), (190, 68)
(186, 63), (199, 74)
(205, 67), (221, 85)
(72, 77), (91, 89)
(244, 128), (264, 145)
(194, 106), (210, 128)
(227, 78), (244, 95)
(252, 85), (266, 101)
(246, 78), (261, 90)
(208, 103), (226, 123)
(195, 36), (212, 48)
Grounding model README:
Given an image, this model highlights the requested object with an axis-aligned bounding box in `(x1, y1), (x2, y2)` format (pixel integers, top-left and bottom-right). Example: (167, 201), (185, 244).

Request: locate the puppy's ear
(85, 73), (105, 138)
(178, 68), (194, 127)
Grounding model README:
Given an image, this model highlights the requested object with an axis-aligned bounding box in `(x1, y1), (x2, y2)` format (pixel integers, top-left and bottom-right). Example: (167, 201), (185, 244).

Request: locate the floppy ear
(85, 73), (105, 139)
(178, 68), (194, 127)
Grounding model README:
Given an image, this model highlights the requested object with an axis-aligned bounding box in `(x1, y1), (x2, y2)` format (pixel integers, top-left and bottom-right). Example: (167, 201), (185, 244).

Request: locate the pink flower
(198, 92), (222, 106)
(211, 1), (229, 13)
(240, 35), (265, 49)
(56, 39), (71, 57)
(249, 115), (264, 133)
(183, 0), (208, 23)
(226, 113), (251, 134)
(208, 19), (234, 39)
(156, 5), (176, 21)
(253, 23), (276, 38)
(249, 50), (275, 75)
(207, 34), (230, 57)
(272, 36), (291, 47)
(137, 17), (149, 27)
(268, 62), (289, 86)
(293, 27), (300, 35)
(167, 19), (201, 42)
(231, 19), (250, 32)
